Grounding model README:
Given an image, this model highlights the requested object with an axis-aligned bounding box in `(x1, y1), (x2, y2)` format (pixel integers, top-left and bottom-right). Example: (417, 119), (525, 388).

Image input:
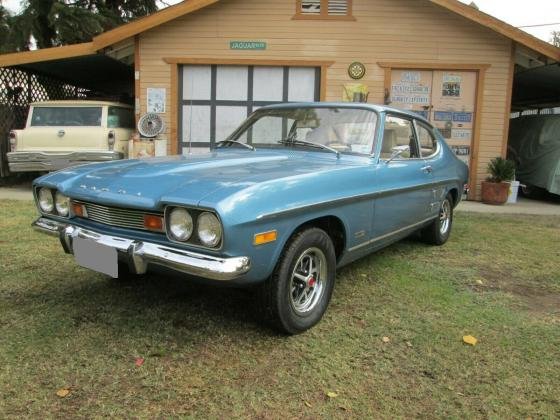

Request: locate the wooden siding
(139, 0), (513, 199)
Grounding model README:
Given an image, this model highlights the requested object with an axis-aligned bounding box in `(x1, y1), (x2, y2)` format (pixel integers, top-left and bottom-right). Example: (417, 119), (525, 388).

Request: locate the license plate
(73, 236), (118, 278)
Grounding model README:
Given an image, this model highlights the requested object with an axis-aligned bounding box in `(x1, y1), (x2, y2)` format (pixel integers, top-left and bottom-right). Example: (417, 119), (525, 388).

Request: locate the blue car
(32, 103), (468, 334)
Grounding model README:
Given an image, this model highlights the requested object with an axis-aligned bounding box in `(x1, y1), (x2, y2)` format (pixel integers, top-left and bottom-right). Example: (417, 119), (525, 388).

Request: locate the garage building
(1, 0), (559, 200)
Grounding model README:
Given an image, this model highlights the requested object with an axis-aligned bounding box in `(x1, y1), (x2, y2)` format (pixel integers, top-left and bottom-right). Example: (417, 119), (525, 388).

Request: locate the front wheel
(422, 193), (453, 245)
(258, 228), (336, 334)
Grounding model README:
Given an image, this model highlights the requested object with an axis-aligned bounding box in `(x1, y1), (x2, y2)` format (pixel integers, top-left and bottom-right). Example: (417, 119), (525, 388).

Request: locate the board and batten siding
(138, 0), (513, 199)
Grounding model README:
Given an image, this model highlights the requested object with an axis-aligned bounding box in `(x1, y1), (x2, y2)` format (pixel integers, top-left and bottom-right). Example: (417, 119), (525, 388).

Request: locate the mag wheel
(259, 228), (336, 334)
(422, 193), (453, 246)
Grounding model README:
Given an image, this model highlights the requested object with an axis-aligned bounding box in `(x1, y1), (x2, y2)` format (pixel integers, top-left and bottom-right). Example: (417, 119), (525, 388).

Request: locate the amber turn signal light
(254, 230), (277, 246)
(143, 214), (164, 232)
(72, 202), (86, 217)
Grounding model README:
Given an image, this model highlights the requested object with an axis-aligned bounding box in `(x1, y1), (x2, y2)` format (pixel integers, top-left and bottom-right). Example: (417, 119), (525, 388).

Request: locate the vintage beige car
(7, 100), (134, 172)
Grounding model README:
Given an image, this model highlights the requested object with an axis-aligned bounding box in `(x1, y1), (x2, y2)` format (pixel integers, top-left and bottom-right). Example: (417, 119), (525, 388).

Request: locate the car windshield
(30, 106), (102, 127)
(228, 107), (378, 155)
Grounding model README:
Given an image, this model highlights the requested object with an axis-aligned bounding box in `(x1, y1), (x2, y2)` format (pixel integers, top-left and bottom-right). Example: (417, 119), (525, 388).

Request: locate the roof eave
(429, 0), (560, 62)
(0, 42), (95, 67)
(92, 0), (220, 50)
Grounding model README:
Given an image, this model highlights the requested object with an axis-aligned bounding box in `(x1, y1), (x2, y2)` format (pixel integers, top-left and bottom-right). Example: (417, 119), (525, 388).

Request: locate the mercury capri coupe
(32, 103), (468, 334)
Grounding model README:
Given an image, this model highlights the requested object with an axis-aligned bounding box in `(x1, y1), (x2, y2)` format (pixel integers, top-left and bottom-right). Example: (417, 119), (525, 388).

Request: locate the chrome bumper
(8, 151), (123, 172)
(32, 218), (251, 281)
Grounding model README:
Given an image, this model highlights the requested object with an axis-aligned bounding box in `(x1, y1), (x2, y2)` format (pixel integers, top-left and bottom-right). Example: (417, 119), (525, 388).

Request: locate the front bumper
(32, 218), (251, 281)
(8, 151), (123, 172)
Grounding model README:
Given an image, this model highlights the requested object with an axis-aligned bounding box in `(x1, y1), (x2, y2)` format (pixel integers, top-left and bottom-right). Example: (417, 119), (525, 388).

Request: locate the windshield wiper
(216, 139), (255, 151)
(278, 139), (340, 158)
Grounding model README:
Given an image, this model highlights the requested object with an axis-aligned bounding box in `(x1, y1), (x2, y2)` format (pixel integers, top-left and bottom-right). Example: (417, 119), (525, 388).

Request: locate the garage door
(179, 65), (320, 153)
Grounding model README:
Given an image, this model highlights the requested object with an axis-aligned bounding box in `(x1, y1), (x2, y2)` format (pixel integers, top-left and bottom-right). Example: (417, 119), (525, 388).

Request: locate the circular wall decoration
(138, 113), (165, 138)
(348, 62), (366, 80)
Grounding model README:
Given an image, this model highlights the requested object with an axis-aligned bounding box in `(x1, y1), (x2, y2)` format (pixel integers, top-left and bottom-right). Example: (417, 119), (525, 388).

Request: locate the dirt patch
(474, 268), (560, 315)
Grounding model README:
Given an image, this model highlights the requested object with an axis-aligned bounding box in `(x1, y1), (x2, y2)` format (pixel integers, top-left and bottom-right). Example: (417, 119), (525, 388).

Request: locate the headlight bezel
(35, 187), (71, 218)
(164, 206), (223, 250)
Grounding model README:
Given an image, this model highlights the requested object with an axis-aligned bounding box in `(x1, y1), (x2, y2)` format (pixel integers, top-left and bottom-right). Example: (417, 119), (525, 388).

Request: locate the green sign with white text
(230, 41), (267, 50)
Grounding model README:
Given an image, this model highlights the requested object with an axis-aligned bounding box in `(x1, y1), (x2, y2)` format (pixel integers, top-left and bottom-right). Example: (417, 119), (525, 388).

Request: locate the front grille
(77, 201), (162, 231)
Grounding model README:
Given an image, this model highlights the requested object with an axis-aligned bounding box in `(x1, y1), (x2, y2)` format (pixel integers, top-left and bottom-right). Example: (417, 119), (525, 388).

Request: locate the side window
(381, 115), (419, 159)
(108, 107), (135, 129)
(416, 123), (438, 158)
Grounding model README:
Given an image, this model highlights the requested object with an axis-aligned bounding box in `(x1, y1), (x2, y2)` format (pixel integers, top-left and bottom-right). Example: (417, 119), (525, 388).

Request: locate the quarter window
(108, 107), (135, 129)
(416, 123), (438, 158)
(381, 116), (419, 159)
(296, 0), (353, 19)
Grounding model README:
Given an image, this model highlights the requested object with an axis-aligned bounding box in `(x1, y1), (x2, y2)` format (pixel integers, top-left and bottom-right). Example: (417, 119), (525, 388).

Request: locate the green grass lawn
(1, 200), (559, 418)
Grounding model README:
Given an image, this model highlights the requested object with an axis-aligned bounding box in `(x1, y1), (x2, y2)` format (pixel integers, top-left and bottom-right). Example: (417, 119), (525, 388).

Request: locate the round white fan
(137, 113), (165, 138)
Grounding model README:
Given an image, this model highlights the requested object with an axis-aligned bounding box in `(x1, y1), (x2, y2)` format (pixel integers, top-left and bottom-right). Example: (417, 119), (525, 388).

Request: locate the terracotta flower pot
(481, 181), (510, 205)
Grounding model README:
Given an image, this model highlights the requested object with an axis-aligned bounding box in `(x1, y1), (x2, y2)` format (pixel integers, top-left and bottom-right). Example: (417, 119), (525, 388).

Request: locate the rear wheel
(520, 184), (545, 199)
(422, 193), (453, 245)
(258, 228), (336, 334)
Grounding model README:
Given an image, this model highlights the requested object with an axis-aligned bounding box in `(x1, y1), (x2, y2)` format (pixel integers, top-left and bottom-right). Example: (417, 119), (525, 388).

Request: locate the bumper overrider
(32, 217), (251, 281)
(8, 151), (123, 172)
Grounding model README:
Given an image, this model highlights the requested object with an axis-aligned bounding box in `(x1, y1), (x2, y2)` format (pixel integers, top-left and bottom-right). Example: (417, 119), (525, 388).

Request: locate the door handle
(421, 165), (433, 174)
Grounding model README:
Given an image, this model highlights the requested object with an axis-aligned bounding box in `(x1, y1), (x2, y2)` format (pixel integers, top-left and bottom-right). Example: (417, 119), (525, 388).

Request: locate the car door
(372, 114), (434, 240)
(414, 120), (444, 218)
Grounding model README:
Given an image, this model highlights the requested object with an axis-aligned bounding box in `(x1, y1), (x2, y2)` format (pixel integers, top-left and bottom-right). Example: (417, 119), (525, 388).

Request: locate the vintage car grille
(78, 201), (162, 231)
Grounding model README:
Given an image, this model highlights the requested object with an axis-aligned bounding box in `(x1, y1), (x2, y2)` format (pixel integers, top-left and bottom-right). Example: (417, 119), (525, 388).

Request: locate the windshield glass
(30, 107), (102, 127)
(229, 107), (378, 155)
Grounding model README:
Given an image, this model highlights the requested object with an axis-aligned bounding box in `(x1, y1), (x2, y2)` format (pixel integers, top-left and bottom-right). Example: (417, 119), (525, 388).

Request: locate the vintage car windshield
(229, 107), (378, 155)
(30, 106), (102, 127)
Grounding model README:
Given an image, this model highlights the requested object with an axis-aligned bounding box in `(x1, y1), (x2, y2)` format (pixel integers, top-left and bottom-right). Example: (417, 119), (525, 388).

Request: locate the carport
(0, 42), (134, 176)
(512, 48), (560, 112)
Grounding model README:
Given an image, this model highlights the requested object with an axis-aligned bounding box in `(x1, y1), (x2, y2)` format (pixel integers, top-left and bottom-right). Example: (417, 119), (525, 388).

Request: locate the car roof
(30, 100), (132, 108)
(258, 102), (432, 125)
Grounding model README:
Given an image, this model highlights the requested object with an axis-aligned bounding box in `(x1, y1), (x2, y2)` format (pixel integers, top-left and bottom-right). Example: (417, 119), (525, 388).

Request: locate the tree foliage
(1, 0), (161, 52)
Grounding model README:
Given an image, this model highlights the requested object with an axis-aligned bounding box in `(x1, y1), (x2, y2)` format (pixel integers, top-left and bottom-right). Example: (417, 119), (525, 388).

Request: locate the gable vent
(328, 0), (348, 15)
(301, 0), (321, 14)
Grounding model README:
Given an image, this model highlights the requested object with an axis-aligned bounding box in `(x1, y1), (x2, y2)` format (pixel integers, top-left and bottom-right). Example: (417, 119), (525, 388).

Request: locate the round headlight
(38, 188), (54, 213)
(197, 212), (222, 248)
(55, 192), (69, 216)
(168, 208), (193, 241)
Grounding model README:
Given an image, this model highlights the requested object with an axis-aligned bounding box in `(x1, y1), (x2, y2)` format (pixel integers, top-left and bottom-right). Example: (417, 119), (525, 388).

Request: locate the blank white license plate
(73, 236), (118, 278)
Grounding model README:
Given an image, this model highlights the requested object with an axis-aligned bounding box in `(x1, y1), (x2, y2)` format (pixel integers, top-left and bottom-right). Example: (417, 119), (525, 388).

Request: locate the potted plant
(481, 157), (516, 205)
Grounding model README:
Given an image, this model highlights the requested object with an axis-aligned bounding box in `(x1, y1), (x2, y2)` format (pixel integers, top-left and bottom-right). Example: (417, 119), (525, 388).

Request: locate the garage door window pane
(183, 105), (210, 142)
(217, 66), (248, 101)
(253, 67), (284, 102)
(252, 116), (285, 144)
(216, 106), (247, 141)
(183, 66), (211, 100)
(288, 67), (316, 102)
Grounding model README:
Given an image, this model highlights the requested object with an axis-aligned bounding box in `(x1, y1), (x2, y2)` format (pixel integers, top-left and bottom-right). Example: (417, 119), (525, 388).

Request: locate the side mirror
(385, 145), (410, 164)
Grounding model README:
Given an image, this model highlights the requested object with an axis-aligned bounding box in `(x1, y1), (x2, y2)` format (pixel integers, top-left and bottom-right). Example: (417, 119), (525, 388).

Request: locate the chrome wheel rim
(439, 199), (451, 235)
(289, 247), (327, 315)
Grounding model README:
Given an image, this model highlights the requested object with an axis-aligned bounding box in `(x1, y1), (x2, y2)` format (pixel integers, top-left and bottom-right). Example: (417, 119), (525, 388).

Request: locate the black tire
(258, 228), (336, 334)
(520, 184), (545, 200)
(422, 193), (453, 245)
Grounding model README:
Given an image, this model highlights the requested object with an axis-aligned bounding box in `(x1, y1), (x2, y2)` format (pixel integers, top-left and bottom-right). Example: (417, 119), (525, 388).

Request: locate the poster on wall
(390, 70), (432, 117)
(147, 88), (166, 113)
(431, 71), (477, 166)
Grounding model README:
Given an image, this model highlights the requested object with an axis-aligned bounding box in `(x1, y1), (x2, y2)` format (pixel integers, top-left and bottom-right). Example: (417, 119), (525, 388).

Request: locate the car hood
(38, 150), (367, 210)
